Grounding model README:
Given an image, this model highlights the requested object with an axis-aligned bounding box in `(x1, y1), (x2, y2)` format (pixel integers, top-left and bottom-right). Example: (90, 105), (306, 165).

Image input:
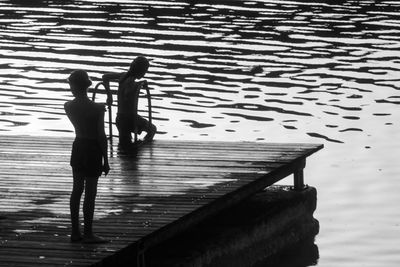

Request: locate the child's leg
(136, 115), (156, 142)
(83, 177), (98, 237)
(116, 114), (133, 146)
(82, 177), (107, 243)
(144, 122), (156, 142)
(70, 172), (84, 241)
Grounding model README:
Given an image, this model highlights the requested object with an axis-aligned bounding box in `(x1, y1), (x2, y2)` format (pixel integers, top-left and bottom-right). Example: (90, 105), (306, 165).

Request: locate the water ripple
(2, 1), (400, 266)
(0, 0), (400, 144)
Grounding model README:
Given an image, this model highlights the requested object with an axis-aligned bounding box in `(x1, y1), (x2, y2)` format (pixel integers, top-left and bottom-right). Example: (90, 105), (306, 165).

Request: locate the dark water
(1, 0), (400, 266)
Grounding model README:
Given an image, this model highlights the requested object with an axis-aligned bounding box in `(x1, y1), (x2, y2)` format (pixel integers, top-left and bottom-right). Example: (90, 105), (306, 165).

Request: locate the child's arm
(97, 105), (109, 175)
(64, 101), (73, 122)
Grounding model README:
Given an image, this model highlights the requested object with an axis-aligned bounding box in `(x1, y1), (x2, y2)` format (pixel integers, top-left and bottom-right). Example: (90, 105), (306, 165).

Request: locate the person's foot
(118, 140), (142, 154)
(144, 125), (156, 142)
(70, 233), (82, 243)
(82, 234), (109, 244)
(118, 134), (133, 148)
(118, 139), (132, 148)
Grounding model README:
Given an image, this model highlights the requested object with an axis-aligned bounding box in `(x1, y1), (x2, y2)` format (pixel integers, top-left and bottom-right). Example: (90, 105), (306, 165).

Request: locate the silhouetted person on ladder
(103, 56), (156, 148)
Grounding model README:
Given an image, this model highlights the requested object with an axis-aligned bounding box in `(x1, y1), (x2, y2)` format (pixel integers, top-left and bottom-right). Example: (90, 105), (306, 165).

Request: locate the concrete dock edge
(146, 185), (319, 267)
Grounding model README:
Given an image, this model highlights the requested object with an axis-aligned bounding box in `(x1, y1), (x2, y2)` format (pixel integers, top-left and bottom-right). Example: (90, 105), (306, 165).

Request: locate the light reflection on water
(1, 0), (400, 266)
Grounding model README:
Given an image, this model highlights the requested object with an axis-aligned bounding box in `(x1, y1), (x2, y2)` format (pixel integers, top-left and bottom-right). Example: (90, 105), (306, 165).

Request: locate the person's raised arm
(102, 73), (121, 106)
(97, 105), (110, 176)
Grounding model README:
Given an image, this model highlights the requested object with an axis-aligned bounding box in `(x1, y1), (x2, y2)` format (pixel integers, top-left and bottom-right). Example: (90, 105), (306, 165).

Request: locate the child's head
(68, 70), (92, 96)
(128, 56), (149, 79)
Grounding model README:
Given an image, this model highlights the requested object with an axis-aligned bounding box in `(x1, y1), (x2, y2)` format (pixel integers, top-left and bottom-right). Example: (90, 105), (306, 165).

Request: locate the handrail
(132, 81), (152, 143)
(144, 82), (152, 127)
(92, 81), (113, 144)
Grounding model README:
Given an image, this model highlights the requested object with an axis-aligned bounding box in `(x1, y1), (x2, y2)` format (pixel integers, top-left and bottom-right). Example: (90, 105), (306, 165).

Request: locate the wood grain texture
(0, 135), (322, 266)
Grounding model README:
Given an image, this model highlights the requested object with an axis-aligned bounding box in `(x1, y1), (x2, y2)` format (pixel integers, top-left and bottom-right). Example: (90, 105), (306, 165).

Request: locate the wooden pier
(0, 135), (322, 266)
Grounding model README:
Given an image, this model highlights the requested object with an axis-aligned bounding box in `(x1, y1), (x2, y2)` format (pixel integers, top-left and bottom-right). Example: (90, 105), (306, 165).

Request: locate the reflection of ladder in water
(91, 79), (152, 145)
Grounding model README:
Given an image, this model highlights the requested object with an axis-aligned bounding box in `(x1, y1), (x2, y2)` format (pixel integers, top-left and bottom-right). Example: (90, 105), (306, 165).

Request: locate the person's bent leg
(70, 171), (84, 242)
(137, 115), (156, 142)
(82, 177), (108, 243)
(116, 113), (132, 147)
(144, 122), (156, 142)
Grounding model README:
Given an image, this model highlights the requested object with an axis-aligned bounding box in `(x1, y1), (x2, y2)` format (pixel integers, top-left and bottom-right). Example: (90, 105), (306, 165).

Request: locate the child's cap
(68, 70), (92, 88)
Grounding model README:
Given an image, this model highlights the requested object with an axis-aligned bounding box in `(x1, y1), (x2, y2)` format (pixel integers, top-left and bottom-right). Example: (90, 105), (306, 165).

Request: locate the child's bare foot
(70, 233), (82, 243)
(82, 234), (109, 244)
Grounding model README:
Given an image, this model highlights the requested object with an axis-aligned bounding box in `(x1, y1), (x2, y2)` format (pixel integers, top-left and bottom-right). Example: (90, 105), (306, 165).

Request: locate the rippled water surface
(1, 0), (400, 266)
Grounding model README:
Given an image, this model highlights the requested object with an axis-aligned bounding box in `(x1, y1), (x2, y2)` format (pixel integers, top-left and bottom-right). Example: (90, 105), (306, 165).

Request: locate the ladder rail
(92, 82), (113, 144)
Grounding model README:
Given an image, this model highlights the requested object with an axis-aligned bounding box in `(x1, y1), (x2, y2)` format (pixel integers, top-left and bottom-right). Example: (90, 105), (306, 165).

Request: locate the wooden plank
(0, 135), (322, 267)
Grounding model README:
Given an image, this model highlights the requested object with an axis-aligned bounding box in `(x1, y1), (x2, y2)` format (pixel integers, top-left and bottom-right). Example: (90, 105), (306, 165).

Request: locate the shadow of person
(117, 141), (143, 158)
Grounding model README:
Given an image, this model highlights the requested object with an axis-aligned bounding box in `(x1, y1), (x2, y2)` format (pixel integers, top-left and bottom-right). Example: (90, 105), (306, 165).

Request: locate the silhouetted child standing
(64, 70), (110, 243)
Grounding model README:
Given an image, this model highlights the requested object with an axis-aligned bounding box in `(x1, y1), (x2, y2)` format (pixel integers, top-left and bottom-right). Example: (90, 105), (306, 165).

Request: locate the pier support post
(137, 241), (146, 267)
(293, 158), (306, 191)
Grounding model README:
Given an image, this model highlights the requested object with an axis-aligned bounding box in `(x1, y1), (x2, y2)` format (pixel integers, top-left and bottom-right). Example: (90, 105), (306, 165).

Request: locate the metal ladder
(91, 79), (152, 145)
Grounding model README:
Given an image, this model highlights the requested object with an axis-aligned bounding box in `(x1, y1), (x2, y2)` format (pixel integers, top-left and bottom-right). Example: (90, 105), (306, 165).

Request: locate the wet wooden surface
(0, 135), (322, 266)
